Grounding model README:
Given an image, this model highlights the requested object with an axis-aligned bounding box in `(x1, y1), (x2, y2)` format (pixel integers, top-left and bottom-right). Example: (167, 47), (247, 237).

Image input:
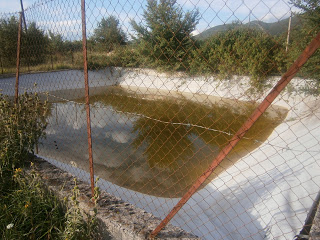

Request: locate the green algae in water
(43, 86), (288, 198)
(87, 87), (287, 197)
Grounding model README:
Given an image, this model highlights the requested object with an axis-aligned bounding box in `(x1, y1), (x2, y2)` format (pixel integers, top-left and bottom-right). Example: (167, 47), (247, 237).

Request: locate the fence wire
(1, 0), (320, 239)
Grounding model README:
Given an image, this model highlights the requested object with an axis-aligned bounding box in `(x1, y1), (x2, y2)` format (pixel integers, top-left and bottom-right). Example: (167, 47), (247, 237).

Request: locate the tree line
(0, 16), (82, 71)
(0, 0), (319, 87)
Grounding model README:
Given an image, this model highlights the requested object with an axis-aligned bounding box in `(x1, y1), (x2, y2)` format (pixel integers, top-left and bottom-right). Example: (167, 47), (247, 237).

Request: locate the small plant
(62, 178), (100, 240)
(0, 163), (65, 240)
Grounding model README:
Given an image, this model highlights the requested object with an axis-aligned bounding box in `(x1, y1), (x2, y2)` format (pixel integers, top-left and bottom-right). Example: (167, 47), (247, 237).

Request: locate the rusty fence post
(81, 0), (95, 198)
(15, 12), (22, 104)
(149, 31), (320, 239)
(19, 0), (30, 72)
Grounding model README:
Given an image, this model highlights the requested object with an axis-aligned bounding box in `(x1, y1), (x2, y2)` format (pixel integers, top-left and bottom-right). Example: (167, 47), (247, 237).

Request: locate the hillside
(195, 15), (301, 40)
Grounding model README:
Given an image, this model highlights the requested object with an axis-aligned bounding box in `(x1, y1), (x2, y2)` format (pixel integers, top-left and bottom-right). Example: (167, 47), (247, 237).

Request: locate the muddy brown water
(39, 86), (288, 198)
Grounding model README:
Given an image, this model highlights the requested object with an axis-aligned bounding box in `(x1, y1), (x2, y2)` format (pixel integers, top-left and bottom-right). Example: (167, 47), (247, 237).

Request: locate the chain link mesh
(1, 0), (319, 239)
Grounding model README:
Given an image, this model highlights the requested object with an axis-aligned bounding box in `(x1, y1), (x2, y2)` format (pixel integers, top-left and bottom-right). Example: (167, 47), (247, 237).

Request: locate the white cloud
(105, 130), (132, 144)
(37, 19), (82, 40)
(191, 29), (201, 36)
(38, 19), (82, 28)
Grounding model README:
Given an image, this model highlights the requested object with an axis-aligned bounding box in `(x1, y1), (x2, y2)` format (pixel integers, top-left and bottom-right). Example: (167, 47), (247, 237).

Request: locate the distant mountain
(195, 16), (301, 40)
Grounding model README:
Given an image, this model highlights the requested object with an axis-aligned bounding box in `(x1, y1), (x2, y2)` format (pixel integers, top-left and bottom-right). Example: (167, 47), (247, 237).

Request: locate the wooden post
(286, 11), (292, 52)
(19, 0), (30, 72)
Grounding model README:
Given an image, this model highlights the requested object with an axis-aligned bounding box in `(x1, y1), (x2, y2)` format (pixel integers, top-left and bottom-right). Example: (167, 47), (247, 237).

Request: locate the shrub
(189, 27), (284, 88)
(0, 92), (48, 170)
(88, 45), (142, 69)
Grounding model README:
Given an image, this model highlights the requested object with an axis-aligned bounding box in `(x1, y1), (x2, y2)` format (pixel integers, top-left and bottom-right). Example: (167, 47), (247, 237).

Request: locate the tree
(22, 22), (48, 65)
(290, 0), (320, 26)
(0, 17), (48, 68)
(92, 16), (126, 52)
(288, 0), (320, 82)
(131, 0), (200, 71)
(48, 31), (65, 54)
(0, 16), (19, 67)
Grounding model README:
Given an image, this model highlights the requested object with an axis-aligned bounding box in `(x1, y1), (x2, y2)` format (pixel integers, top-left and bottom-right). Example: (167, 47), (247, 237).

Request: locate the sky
(0, 0), (39, 14)
(0, 0), (299, 39)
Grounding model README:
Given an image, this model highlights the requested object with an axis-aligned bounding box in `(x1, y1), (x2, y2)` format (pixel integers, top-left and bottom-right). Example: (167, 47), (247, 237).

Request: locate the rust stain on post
(81, 0), (95, 198)
(15, 12), (22, 104)
(149, 31), (320, 239)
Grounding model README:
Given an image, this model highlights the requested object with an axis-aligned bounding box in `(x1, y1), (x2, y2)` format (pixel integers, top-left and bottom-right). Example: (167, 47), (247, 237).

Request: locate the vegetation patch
(0, 93), (101, 240)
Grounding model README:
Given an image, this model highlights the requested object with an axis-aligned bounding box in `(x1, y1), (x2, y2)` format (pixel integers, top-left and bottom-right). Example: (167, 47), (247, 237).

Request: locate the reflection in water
(39, 86), (288, 197)
(132, 117), (194, 170)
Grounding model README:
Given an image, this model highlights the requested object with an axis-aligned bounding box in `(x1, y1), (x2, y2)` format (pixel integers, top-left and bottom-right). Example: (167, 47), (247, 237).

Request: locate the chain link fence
(1, 0), (320, 239)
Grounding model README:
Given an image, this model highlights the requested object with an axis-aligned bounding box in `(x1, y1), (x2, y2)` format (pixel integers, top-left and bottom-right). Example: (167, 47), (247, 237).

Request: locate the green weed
(0, 93), (102, 240)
